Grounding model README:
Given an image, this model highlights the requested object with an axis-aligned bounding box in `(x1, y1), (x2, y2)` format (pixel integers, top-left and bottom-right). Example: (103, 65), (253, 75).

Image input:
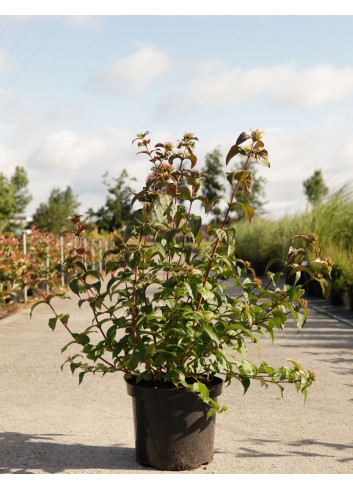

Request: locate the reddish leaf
(253, 149), (270, 167)
(131, 189), (146, 206)
(226, 145), (239, 166)
(168, 154), (182, 165)
(236, 132), (250, 145)
(188, 154), (197, 168)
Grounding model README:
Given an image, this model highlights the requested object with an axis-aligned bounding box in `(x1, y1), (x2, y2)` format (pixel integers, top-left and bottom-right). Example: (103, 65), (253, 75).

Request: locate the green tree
(87, 169), (136, 232)
(228, 157), (267, 220)
(0, 166), (32, 230)
(11, 166), (32, 213)
(303, 169), (329, 204)
(32, 186), (80, 233)
(200, 148), (225, 223)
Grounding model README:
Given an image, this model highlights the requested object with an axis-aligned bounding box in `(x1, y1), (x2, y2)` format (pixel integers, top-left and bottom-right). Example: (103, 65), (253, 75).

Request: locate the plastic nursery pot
(126, 376), (223, 471)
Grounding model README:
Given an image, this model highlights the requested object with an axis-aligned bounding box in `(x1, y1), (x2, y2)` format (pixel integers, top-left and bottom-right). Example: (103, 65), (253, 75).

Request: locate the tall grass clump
(234, 184), (353, 299)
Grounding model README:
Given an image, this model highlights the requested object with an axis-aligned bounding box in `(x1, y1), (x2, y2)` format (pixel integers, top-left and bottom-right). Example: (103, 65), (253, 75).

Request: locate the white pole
(99, 239), (102, 273)
(84, 237), (87, 268)
(22, 232), (27, 304)
(60, 236), (64, 287)
(46, 246), (50, 295)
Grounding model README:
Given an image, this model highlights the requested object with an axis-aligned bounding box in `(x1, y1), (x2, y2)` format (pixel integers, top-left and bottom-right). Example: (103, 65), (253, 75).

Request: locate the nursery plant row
(0, 226), (111, 317)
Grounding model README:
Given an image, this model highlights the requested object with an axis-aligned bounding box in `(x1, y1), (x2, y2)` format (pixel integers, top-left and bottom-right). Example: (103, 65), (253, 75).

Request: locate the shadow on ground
(232, 438), (353, 464)
(0, 431), (146, 474)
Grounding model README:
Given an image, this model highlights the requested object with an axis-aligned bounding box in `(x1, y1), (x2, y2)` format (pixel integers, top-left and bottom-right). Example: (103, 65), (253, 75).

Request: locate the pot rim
(126, 375), (223, 402)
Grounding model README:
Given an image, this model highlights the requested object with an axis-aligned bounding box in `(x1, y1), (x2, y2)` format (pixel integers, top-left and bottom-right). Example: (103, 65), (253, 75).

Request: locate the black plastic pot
(126, 376), (223, 471)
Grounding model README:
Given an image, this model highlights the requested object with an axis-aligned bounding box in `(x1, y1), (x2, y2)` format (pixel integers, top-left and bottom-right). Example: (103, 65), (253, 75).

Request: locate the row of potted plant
(0, 227), (110, 316)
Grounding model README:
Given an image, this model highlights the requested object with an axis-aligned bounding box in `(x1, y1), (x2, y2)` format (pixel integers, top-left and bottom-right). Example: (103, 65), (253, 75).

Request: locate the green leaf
(30, 300), (46, 318)
(71, 333), (90, 345)
(183, 282), (194, 300)
(129, 251), (141, 267)
(206, 407), (218, 419)
(286, 285), (305, 302)
(187, 214), (201, 237)
(194, 195), (209, 207)
(48, 317), (58, 331)
(70, 361), (82, 374)
(78, 371), (87, 385)
(226, 169), (246, 185)
(196, 284), (214, 301)
(239, 375), (251, 394)
(124, 224), (134, 243)
(205, 195), (229, 214)
(296, 312), (306, 330)
(197, 381), (209, 398)
(195, 230), (203, 247)
(59, 313), (70, 326)
(157, 191), (173, 213)
(133, 208), (148, 223)
(230, 202), (254, 222)
(61, 340), (76, 353)
(75, 261), (86, 272)
(177, 186), (192, 200)
(166, 229), (179, 244)
(203, 325), (219, 344)
(69, 278), (80, 295)
(222, 227), (236, 245)
(152, 242), (166, 259)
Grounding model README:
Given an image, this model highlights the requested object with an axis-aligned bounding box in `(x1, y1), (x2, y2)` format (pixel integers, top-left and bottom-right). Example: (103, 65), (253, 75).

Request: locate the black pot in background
(126, 376), (223, 471)
(341, 288), (353, 310)
(330, 288), (343, 306)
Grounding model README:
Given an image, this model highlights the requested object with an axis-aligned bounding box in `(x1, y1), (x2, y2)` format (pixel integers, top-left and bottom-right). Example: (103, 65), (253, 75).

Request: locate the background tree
(11, 166), (32, 213)
(303, 169), (329, 204)
(228, 157), (267, 221)
(32, 186), (80, 233)
(0, 166), (32, 230)
(200, 148), (225, 224)
(87, 169), (136, 232)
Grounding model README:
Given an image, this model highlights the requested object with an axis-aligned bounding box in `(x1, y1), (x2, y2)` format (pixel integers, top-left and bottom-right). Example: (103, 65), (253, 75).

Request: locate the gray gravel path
(1, 280), (353, 474)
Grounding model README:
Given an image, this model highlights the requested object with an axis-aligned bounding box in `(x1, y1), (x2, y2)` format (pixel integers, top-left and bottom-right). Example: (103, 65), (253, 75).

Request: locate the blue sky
(1, 10), (353, 219)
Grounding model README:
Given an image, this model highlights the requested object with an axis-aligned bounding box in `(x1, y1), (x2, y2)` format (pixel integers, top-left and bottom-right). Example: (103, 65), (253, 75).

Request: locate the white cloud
(189, 62), (353, 109)
(0, 142), (24, 176)
(88, 45), (172, 95)
(28, 130), (113, 170)
(25, 127), (145, 215)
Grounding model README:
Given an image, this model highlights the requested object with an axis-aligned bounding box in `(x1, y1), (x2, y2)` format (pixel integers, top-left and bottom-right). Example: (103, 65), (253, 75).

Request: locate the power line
(0, 16), (13, 42)
(1, 16), (63, 93)
(6, 17), (35, 57)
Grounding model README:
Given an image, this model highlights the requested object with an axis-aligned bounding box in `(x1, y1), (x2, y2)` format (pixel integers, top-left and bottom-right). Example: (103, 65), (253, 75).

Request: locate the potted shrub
(18, 129), (333, 471)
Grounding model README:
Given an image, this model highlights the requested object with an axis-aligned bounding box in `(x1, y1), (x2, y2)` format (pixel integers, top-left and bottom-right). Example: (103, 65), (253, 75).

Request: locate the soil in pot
(126, 376), (223, 471)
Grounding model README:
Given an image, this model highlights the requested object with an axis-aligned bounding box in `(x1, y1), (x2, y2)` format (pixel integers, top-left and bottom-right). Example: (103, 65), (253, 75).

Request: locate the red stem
(196, 145), (254, 311)
(131, 232), (143, 343)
